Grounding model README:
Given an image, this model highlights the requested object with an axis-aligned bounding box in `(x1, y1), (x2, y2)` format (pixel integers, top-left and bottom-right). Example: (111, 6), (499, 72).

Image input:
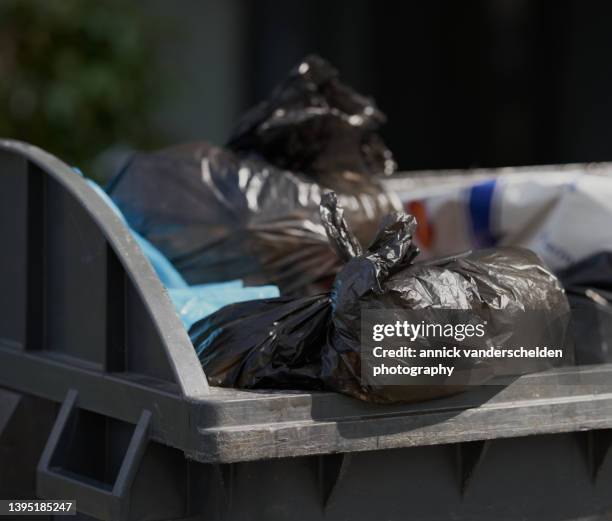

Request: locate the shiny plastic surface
(108, 56), (399, 295)
(192, 193), (571, 403)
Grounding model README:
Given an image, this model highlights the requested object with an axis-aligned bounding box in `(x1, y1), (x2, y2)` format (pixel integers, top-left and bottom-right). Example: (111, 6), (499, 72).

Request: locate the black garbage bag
(108, 55), (399, 295)
(560, 252), (612, 364)
(228, 55), (396, 192)
(191, 193), (571, 403)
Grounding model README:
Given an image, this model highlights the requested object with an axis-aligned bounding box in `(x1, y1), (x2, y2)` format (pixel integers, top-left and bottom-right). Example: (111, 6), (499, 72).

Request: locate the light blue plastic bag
(84, 176), (279, 329)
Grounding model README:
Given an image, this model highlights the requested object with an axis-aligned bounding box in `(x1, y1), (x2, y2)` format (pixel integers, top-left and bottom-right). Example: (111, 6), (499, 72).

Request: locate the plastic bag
(389, 168), (612, 368)
(389, 169), (612, 271)
(191, 193), (571, 403)
(169, 281), (279, 330)
(228, 55), (396, 192)
(560, 252), (612, 364)
(86, 177), (279, 329)
(108, 56), (400, 296)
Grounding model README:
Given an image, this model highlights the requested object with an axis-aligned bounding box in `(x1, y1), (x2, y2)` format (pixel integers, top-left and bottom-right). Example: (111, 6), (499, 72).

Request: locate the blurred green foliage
(0, 1), (162, 176)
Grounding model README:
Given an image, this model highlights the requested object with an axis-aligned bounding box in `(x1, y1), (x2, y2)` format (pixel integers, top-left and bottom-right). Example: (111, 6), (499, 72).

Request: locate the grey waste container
(2, 139), (612, 521)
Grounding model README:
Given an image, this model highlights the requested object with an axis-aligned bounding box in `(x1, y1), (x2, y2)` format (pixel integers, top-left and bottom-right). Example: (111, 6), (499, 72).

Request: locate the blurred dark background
(1, 0), (611, 178)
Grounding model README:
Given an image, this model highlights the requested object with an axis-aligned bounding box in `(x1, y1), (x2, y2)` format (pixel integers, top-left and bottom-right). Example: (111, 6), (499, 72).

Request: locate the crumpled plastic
(228, 54), (396, 189)
(108, 55), (399, 296)
(388, 168), (612, 368)
(388, 169), (612, 271)
(191, 193), (571, 403)
(560, 252), (612, 364)
(86, 177), (279, 330)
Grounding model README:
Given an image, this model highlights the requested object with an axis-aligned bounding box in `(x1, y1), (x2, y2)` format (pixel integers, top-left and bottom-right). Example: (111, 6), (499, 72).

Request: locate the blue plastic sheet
(83, 175), (279, 329)
(169, 281), (280, 330)
(172, 282), (278, 330)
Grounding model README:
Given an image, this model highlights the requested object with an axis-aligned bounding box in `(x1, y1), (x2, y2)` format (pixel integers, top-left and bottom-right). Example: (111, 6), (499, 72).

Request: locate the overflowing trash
(191, 193), (571, 403)
(389, 168), (612, 367)
(108, 55), (400, 296)
(98, 56), (611, 403)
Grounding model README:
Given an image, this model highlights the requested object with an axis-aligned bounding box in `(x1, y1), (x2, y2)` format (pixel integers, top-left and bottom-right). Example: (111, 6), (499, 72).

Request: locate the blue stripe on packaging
(468, 179), (499, 247)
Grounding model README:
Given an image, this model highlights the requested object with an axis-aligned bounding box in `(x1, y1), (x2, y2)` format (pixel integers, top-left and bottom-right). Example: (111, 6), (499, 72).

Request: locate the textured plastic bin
(3, 139), (612, 521)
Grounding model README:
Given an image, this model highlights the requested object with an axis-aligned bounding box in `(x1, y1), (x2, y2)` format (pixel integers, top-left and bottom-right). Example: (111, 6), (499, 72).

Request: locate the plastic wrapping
(168, 281), (279, 330)
(108, 56), (399, 296)
(228, 55), (396, 189)
(390, 169), (612, 271)
(192, 193), (571, 403)
(86, 177), (279, 329)
(560, 252), (612, 364)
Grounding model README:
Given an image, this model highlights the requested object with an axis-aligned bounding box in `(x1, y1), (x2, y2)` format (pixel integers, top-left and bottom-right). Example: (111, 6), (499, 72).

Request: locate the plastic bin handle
(37, 389), (151, 521)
